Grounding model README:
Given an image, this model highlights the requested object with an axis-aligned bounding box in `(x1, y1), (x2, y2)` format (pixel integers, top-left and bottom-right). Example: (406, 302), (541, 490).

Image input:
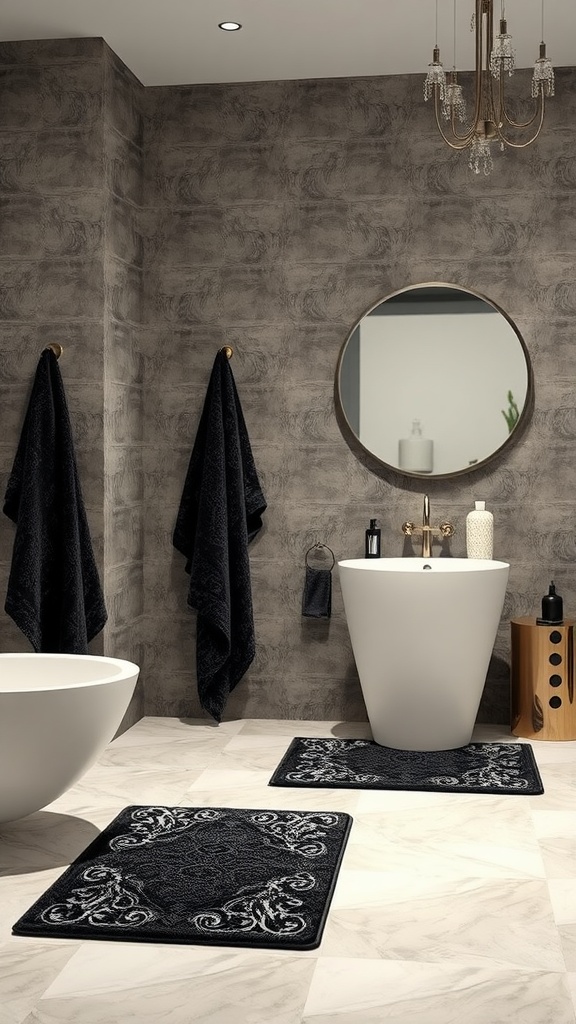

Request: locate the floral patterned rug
(13, 805), (352, 949)
(269, 738), (544, 795)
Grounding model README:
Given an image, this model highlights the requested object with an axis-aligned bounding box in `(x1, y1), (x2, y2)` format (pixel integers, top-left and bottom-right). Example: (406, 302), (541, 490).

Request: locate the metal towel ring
(305, 543), (335, 570)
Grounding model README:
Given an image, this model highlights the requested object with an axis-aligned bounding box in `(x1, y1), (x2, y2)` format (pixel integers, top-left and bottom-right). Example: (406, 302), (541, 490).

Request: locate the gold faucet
(402, 494), (454, 557)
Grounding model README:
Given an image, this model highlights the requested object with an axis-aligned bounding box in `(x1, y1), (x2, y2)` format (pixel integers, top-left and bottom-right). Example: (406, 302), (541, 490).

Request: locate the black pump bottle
(365, 518), (381, 558)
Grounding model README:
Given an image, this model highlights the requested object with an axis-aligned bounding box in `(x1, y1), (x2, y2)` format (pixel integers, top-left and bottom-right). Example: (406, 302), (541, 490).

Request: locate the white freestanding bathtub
(0, 654), (140, 824)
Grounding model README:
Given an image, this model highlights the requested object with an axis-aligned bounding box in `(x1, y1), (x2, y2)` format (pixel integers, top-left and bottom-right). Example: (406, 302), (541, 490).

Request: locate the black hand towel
(302, 544), (334, 618)
(173, 350), (267, 723)
(3, 349), (107, 653)
(302, 567), (332, 618)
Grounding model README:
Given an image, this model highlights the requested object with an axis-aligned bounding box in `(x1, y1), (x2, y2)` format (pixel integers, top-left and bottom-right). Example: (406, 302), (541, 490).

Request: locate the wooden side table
(511, 616), (576, 741)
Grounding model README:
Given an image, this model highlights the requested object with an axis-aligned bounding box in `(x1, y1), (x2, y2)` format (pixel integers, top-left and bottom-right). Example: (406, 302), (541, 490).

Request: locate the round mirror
(336, 283), (533, 479)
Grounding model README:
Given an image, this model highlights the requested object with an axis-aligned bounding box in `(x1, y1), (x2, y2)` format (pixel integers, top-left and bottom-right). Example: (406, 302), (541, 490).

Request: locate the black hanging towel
(173, 349), (267, 722)
(302, 544), (335, 618)
(3, 349), (107, 653)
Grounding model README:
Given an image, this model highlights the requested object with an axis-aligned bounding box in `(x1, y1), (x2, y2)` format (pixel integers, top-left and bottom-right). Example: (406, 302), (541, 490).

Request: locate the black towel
(302, 544), (334, 618)
(302, 566), (332, 618)
(173, 350), (266, 723)
(3, 349), (107, 653)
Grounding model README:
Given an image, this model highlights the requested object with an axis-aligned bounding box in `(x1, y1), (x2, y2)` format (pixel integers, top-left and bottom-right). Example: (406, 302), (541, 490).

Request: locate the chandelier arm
(499, 92), (545, 130)
(433, 123), (479, 151)
(495, 104), (546, 148)
(433, 90), (476, 146)
(492, 70), (546, 138)
(500, 104), (543, 130)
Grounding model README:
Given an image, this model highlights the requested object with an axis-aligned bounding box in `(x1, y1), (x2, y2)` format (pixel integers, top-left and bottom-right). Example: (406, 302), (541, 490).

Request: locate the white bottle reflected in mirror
(398, 419), (433, 474)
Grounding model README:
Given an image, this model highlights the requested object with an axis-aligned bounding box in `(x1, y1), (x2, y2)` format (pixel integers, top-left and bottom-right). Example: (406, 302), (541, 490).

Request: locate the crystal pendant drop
(469, 136), (493, 176)
(442, 76), (467, 123)
(490, 21), (515, 78)
(424, 46), (447, 102)
(532, 43), (555, 97)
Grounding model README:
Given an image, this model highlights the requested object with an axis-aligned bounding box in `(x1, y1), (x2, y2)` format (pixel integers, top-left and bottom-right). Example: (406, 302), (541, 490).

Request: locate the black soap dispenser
(365, 518), (381, 559)
(537, 581), (564, 625)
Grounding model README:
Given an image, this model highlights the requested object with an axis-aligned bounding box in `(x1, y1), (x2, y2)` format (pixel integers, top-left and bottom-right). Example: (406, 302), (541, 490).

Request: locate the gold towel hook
(221, 345), (233, 359)
(45, 343), (63, 360)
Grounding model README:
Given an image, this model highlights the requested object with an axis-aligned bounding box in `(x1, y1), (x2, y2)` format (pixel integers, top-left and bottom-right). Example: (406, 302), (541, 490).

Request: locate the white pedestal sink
(338, 558), (510, 751)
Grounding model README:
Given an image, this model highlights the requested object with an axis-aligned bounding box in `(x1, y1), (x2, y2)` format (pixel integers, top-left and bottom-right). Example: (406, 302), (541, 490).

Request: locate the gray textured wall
(140, 70), (576, 726)
(0, 38), (145, 728)
(1, 37), (576, 729)
(0, 38), (107, 657)
(102, 44), (145, 728)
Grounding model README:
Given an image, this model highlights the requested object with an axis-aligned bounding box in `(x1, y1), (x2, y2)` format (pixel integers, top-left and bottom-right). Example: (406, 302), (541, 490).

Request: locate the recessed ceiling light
(218, 21), (242, 31)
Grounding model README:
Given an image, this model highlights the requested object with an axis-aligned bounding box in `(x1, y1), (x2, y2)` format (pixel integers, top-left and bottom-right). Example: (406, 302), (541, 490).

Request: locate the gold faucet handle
(402, 521), (416, 536)
(438, 521), (455, 538)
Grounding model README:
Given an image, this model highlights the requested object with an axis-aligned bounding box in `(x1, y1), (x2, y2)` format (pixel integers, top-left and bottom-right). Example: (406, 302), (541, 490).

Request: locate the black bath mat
(269, 738), (544, 795)
(12, 805), (352, 950)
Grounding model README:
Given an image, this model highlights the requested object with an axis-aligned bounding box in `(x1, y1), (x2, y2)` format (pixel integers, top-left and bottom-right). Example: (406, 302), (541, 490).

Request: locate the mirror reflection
(336, 283), (532, 478)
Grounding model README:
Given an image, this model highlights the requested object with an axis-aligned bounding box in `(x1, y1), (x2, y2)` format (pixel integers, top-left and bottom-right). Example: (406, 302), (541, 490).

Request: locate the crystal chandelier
(424, 0), (555, 175)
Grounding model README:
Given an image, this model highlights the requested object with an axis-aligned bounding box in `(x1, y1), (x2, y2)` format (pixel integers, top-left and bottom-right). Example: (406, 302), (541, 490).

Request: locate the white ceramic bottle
(398, 419), (433, 474)
(466, 501), (494, 559)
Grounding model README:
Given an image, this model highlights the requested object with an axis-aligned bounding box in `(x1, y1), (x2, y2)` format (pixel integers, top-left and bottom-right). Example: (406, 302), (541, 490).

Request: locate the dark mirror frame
(335, 282), (535, 480)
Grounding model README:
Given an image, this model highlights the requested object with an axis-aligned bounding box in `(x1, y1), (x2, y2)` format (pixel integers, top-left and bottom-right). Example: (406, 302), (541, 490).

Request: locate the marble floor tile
(343, 800), (546, 878)
(236, 719), (372, 739)
(532, 811), (576, 841)
(2, 717), (576, 1023)
(0, 812), (101, 874)
(182, 768), (360, 814)
(529, 764), (576, 810)
(322, 872), (563, 969)
(548, 880), (576, 970)
(0, 940), (78, 1024)
(565, 973), (576, 1012)
(209, 736), (306, 772)
(111, 716), (244, 747)
(31, 944), (317, 1024)
(559, 927), (576, 972)
(45, 766), (202, 816)
(519, 740), (576, 766)
(303, 958), (575, 1023)
(97, 734), (232, 770)
(0, 871), (72, 944)
(549, 879), (576, 924)
(540, 838), (576, 880)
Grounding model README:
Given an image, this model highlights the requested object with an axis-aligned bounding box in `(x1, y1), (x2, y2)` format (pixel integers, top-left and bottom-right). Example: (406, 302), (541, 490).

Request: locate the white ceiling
(0, 0), (573, 88)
